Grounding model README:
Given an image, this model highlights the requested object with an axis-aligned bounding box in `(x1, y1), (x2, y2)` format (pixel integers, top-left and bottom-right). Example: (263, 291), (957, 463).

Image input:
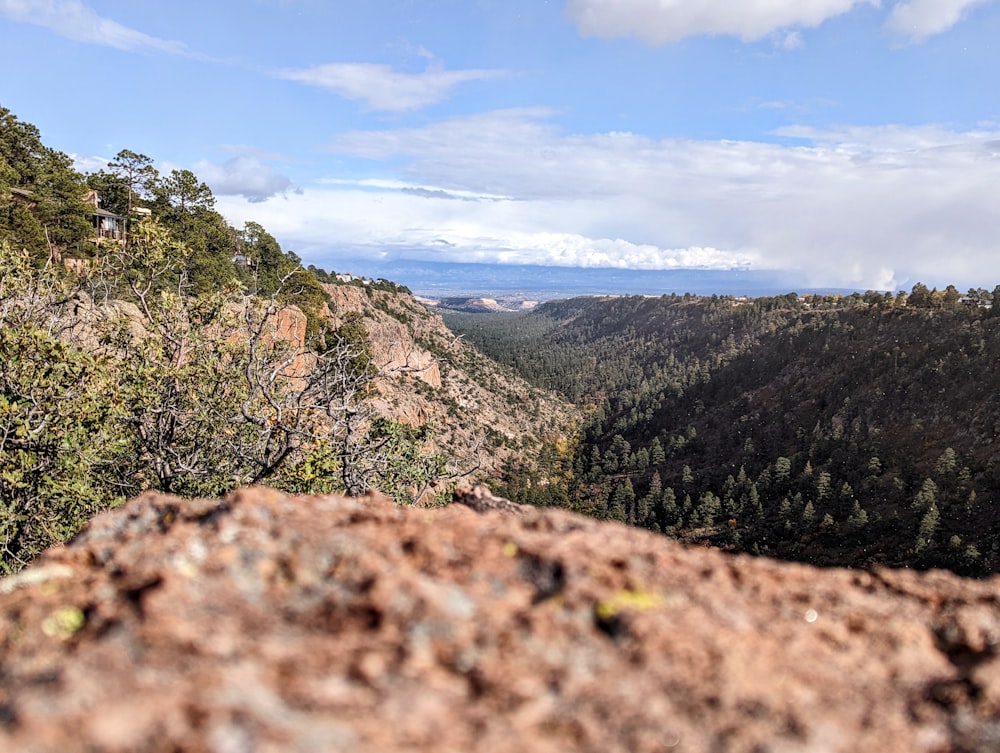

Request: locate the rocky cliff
(1, 487), (998, 752)
(322, 283), (575, 478)
(60, 279), (573, 493)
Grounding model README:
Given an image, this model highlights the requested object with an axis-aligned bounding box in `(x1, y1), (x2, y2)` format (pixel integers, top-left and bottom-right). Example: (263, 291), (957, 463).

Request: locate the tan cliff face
(324, 285), (442, 387)
(1, 486), (998, 752)
(55, 280), (572, 487)
(321, 283), (575, 473)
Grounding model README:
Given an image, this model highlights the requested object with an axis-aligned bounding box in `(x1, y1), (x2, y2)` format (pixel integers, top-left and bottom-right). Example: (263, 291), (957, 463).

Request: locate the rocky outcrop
(434, 296), (540, 313)
(1, 487), (999, 752)
(321, 282), (575, 473)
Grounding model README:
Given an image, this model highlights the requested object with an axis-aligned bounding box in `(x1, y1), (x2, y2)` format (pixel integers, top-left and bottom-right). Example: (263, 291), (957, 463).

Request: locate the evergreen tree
(847, 500), (869, 529)
(155, 168), (215, 240)
(912, 478), (938, 511)
(696, 491), (721, 526)
(657, 486), (678, 526)
(908, 282), (933, 308)
(774, 456), (792, 485)
(816, 471), (832, 500)
(108, 149), (157, 219)
(934, 447), (957, 477)
(916, 503), (939, 553)
(0, 106), (90, 256)
(867, 456), (882, 476)
(747, 483), (763, 521)
(649, 437), (666, 467)
(607, 480), (632, 523)
(640, 471), (662, 528)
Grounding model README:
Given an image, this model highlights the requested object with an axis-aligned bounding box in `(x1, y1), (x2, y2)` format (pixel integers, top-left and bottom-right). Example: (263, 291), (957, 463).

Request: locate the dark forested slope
(446, 292), (1000, 576)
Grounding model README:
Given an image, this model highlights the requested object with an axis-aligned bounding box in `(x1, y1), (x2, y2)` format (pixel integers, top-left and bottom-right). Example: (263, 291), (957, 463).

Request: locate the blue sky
(3, 0), (1000, 291)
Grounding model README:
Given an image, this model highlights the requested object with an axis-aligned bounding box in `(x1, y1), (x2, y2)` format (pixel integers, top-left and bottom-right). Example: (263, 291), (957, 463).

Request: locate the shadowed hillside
(445, 291), (1000, 575)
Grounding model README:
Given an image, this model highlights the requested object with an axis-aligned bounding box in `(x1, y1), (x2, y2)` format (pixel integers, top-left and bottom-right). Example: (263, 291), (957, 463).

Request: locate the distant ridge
(321, 258), (861, 301)
(432, 296), (539, 313)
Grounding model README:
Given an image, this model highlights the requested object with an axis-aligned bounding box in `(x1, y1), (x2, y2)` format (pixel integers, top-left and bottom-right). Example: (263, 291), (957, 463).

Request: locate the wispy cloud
(319, 178), (514, 202)
(69, 153), (112, 175)
(565, 0), (994, 44)
(565, 0), (877, 44)
(0, 0), (192, 55)
(275, 61), (508, 112)
(779, 31), (805, 50)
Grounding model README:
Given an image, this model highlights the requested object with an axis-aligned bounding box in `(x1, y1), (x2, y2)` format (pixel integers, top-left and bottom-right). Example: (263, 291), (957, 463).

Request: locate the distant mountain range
(326, 258), (860, 301)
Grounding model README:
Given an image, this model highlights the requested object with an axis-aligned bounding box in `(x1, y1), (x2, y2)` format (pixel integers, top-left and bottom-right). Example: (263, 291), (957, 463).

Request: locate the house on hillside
(9, 186), (37, 208)
(83, 189), (124, 244)
(7, 186), (149, 250)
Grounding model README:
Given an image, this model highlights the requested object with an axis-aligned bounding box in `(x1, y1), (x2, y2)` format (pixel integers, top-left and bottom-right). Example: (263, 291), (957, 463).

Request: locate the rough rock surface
(1, 488), (999, 753)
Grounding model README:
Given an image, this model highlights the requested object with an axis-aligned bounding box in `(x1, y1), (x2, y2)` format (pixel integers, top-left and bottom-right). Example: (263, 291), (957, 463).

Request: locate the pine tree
(639, 471), (662, 527)
(912, 478), (938, 511)
(847, 500), (869, 529)
(916, 503), (940, 553)
(774, 456), (792, 485)
(660, 487), (679, 526)
(747, 483), (763, 521)
(696, 491), (721, 527)
(867, 456), (882, 476)
(607, 479), (633, 523)
(778, 496), (792, 519)
(816, 471), (832, 500)
(649, 437), (666, 467)
(935, 447), (957, 476)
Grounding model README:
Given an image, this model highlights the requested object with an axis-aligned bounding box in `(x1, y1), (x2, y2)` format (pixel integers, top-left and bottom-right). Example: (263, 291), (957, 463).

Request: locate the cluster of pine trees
(448, 291), (1000, 577)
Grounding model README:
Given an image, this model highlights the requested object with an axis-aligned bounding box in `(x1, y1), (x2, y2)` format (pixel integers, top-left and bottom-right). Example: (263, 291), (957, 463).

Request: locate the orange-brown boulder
(0, 487), (998, 752)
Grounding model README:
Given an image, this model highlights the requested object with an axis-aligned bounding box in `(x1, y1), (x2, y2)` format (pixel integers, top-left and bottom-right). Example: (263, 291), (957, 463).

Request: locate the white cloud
(885, 0), (996, 42)
(565, 0), (994, 44)
(214, 109), (1000, 291)
(565, 0), (877, 44)
(217, 185), (755, 274)
(0, 0), (190, 54)
(773, 122), (1000, 150)
(70, 153), (112, 175)
(193, 156), (293, 203)
(275, 62), (508, 111)
(780, 31), (805, 50)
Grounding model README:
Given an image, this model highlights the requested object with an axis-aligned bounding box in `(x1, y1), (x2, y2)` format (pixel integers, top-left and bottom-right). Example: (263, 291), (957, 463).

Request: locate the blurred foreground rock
(1, 487), (999, 752)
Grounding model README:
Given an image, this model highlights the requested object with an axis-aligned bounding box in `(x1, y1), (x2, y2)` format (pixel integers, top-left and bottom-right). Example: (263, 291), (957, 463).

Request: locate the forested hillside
(446, 290), (1000, 576)
(0, 105), (571, 573)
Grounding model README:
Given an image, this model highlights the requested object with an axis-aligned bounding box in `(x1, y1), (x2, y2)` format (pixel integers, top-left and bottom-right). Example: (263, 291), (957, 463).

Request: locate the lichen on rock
(0, 487), (998, 752)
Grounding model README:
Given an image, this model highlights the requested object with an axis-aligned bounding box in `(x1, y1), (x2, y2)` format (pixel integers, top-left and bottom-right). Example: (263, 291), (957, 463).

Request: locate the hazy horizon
(325, 257), (868, 302)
